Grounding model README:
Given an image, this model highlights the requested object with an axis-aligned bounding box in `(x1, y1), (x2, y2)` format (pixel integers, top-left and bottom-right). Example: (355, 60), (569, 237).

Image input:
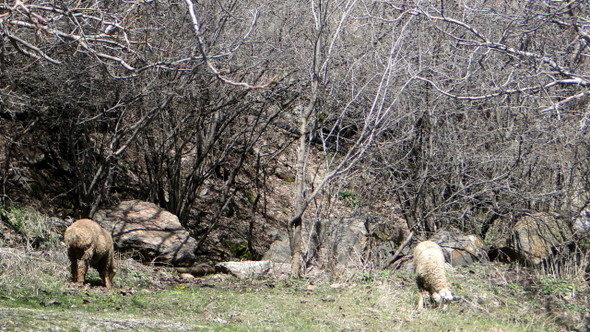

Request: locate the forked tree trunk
(289, 66), (319, 276)
(289, 100), (314, 276)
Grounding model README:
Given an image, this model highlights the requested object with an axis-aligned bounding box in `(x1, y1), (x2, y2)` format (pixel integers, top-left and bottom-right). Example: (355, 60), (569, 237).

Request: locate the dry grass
(0, 246), (68, 298)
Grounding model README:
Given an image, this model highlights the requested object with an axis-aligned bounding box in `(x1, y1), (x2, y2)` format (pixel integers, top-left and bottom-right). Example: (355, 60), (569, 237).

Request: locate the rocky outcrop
(366, 219), (412, 269)
(261, 214), (491, 273)
(262, 214), (411, 271)
(262, 236), (291, 264)
(507, 212), (572, 265)
(94, 200), (197, 266)
(431, 231), (487, 267)
(307, 217), (369, 270)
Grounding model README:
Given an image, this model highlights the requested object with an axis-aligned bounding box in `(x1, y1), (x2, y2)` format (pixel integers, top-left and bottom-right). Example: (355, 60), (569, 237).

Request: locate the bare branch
(417, 8), (582, 79)
(183, 0), (273, 89)
(6, 33), (61, 64)
(417, 76), (590, 101)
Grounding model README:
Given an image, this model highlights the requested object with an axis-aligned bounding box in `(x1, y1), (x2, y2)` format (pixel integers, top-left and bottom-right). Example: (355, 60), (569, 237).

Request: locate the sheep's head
(432, 288), (453, 305)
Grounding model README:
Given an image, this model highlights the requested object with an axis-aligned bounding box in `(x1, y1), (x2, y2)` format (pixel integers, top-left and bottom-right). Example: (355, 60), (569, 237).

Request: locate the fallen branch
(384, 231), (414, 269)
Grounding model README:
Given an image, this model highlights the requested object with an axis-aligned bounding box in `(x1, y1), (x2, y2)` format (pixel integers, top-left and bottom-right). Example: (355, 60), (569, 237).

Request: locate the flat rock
(215, 261), (271, 278)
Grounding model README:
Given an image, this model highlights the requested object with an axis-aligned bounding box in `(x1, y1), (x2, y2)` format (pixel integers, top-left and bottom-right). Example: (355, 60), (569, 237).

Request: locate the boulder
(306, 216), (369, 271)
(215, 261), (271, 278)
(262, 236), (290, 264)
(94, 200), (197, 266)
(574, 210), (590, 236)
(269, 262), (292, 276)
(508, 212), (572, 265)
(367, 220), (412, 269)
(431, 231), (487, 266)
(262, 214), (411, 271)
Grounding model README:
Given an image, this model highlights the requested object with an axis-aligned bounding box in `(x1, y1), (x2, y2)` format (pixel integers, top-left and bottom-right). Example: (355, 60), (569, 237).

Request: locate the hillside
(1, 1), (590, 330)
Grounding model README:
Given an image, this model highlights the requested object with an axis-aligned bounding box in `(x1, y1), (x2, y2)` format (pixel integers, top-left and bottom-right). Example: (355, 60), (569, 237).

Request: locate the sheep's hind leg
(98, 261), (112, 289)
(76, 259), (88, 285)
(416, 290), (428, 310)
(99, 270), (111, 289)
(70, 259), (78, 283)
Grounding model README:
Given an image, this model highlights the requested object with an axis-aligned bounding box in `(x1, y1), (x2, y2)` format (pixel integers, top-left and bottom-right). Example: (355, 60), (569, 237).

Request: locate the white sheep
(413, 240), (453, 309)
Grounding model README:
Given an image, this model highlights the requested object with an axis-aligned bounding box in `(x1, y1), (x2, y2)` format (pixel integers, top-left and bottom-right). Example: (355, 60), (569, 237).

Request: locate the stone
(215, 260), (272, 278)
(262, 214), (411, 271)
(179, 273), (195, 280)
(306, 216), (369, 270)
(269, 262), (291, 276)
(262, 236), (291, 264)
(509, 212), (572, 265)
(431, 231), (487, 267)
(49, 217), (70, 229)
(366, 220), (412, 269)
(574, 210), (590, 236)
(94, 200), (197, 266)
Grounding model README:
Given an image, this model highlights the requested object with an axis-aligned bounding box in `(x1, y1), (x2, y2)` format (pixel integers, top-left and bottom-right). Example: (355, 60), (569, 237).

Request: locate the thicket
(0, 0), (589, 273)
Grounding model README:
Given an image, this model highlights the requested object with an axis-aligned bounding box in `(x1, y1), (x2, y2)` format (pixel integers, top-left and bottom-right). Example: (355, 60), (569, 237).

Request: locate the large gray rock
(366, 219), (412, 269)
(431, 231), (487, 266)
(508, 212), (572, 265)
(306, 217), (369, 270)
(262, 236), (290, 263)
(574, 210), (590, 236)
(263, 214), (410, 271)
(94, 200), (197, 266)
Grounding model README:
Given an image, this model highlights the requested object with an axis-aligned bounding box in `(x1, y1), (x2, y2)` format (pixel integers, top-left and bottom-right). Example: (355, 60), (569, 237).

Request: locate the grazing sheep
(64, 218), (115, 288)
(413, 240), (453, 309)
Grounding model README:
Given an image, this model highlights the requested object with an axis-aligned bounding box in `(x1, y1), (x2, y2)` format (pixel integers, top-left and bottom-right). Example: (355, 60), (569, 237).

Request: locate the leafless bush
(1, 0), (589, 276)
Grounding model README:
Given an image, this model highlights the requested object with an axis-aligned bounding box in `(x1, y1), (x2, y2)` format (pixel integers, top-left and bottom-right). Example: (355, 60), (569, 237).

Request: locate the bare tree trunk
(289, 97), (315, 276)
(289, 13), (322, 274)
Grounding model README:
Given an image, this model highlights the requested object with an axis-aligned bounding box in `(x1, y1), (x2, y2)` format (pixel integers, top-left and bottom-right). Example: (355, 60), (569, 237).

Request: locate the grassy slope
(0, 246), (587, 331)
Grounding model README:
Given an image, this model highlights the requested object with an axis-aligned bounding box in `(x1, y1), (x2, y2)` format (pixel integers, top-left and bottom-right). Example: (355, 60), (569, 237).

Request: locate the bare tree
(352, 0), (590, 239)
(2, 0), (589, 273)
(285, 0), (423, 275)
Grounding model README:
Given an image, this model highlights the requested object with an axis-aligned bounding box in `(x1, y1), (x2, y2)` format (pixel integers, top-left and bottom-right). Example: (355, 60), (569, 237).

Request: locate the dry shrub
(0, 206), (61, 249)
(0, 246), (69, 297)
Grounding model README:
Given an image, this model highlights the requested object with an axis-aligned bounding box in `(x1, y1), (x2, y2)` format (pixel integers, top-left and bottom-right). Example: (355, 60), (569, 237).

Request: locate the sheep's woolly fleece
(64, 219), (115, 288)
(413, 240), (453, 308)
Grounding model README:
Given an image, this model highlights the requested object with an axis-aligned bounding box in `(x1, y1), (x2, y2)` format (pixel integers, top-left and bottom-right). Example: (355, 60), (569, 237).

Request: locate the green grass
(337, 189), (362, 208)
(0, 205), (61, 247)
(0, 246), (587, 331)
(0, 278), (575, 331)
(1, 207), (585, 330)
(0, 260), (586, 331)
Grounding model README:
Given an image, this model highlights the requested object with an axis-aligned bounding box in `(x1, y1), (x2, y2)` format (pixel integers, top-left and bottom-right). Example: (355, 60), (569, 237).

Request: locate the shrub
(537, 275), (575, 297)
(337, 189), (361, 208)
(0, 206), (60, 248)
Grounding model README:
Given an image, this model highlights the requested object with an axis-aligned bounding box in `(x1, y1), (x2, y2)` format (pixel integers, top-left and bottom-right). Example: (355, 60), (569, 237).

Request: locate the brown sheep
(64, 218), (115, 288)
(413, 240), (453, 309)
